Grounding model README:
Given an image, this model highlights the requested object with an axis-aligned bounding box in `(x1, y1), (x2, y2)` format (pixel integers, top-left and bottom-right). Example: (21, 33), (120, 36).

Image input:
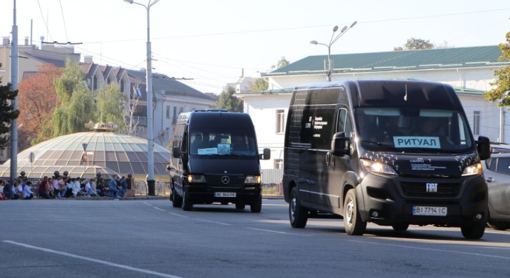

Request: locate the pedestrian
(85, 179), (98, 197)
(109, 175), (120, 200)
(119, 176), (128, 197)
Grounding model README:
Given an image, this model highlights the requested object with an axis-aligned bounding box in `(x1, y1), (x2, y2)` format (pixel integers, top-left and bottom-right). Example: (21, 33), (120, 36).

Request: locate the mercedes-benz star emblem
(221, 176), (230, 184)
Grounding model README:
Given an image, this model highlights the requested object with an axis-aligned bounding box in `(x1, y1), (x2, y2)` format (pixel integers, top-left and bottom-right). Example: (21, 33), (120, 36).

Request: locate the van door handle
(326, 152), (332, 166)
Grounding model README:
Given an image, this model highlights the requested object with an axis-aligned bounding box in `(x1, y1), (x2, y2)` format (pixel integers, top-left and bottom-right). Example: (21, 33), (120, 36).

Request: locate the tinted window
(496, 158), (510, 175)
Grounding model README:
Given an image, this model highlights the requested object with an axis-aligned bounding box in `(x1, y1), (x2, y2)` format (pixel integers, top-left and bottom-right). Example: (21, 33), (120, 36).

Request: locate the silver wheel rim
(291, 197), (297, 221)
(346, 199), (354, 228)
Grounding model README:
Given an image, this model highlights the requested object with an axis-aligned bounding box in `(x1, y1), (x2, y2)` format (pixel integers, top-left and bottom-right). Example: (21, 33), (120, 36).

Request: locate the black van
(283, 80), (491, 239)
(168, 109), (270, 212)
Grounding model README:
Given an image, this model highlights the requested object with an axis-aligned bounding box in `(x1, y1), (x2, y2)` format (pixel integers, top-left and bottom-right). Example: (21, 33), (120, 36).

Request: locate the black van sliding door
(304, 106), (336, 206)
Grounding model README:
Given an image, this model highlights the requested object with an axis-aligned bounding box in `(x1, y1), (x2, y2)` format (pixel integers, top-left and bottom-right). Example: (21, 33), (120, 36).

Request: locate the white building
(237, 46), (510, 174)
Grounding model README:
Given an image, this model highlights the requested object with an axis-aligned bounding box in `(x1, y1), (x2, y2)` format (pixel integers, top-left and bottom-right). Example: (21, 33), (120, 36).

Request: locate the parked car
(483, 152), (510, 230)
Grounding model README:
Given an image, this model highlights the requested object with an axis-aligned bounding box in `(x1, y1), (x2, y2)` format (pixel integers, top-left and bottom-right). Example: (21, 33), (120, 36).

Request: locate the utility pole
(10, 0), (19, 181)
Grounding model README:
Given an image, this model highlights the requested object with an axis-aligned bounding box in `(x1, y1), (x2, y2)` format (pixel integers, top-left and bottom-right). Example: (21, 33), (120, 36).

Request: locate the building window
(173, 107), (177, 124)
(166, 106), (170, 119)
(473, 111), (480, 135)
(276, 109), (285, 134)
(274, 159), (283, 169)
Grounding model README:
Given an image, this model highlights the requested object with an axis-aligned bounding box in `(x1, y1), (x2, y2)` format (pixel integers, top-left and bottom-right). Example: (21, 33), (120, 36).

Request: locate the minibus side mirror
(477, 136), (491, 160)
(172, 146), (181, 158)
(331, 132), (350, 156)
(260, 148), (271, 160)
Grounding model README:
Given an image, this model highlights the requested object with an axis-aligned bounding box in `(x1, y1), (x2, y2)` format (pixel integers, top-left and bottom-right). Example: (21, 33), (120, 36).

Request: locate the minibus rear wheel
(289, 187), (308, 228)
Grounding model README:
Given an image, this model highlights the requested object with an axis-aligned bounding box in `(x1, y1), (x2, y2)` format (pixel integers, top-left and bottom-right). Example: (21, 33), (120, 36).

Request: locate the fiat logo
(221, 176), (230, 184)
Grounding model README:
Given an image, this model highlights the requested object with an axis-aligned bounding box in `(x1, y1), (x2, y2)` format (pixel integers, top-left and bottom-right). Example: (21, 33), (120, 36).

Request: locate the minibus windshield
(189, 128), (257, 156)
(355, 107), (474, 152)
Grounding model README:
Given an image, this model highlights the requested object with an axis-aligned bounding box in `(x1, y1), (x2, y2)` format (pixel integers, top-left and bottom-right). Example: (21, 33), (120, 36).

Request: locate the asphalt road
(1, 198), (510, 278)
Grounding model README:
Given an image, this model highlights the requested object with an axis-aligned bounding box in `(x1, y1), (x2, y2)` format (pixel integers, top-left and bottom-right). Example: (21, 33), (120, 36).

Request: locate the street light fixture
(310, 21), (357, 82)
(124, 0), (160, 195)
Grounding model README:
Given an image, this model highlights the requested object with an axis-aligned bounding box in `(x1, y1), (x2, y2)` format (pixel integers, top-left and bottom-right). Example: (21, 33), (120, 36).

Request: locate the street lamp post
(124, 0), (159, 195)
(310, 21), (356, 82)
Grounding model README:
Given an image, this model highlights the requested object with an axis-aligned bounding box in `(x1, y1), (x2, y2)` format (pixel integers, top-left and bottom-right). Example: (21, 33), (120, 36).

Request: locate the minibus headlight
(462, 163), (483, 176)
(360, 159), (397, 176)
(188, 175), (206, 183)
(244, 175), (261, 184)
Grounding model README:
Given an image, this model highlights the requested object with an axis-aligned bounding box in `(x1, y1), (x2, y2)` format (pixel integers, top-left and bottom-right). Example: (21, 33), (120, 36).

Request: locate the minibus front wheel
(344, 189), (366, 235)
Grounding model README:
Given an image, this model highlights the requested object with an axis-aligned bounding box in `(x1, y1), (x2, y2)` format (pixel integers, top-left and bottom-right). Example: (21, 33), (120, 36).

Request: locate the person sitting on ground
(38, 176), (51, 199)
(84, 179), (98, 197)
(72, 177), (82, 197)
(3, 180), (17, 200)
(109, 175), (120, 200)
(22, 180), (34, 200)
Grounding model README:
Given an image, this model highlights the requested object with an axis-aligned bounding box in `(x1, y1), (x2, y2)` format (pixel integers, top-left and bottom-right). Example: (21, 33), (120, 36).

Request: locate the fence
(261, 169), (283, 196)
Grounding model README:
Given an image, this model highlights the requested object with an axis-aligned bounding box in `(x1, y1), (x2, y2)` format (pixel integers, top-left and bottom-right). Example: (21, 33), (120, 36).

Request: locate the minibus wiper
(360, 140), (397, 151)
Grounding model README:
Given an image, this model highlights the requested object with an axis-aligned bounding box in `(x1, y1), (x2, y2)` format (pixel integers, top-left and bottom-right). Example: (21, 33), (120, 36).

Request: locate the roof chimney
(24, 37), (29, 46)
(2, 37), (9, 46)
(84, 55), (93, 64)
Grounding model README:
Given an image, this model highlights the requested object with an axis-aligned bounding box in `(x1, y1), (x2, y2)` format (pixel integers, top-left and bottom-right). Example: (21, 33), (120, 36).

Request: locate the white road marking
(247, 228), (309, 236)
(153, 207), (166, 212)
(3, 240), (183, 278)
(169, 212), (190, 218)
(350, 240), (510, 260)
(194, 218), (231, 226)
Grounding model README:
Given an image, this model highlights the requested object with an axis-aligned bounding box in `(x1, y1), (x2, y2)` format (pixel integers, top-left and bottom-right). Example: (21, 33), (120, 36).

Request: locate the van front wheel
(250, 195), (262, 213)
(289, 187), (308, 228)
(344, 189), (366, 235)
(172, 188), (182, 208)
(182, 190), (193, 211)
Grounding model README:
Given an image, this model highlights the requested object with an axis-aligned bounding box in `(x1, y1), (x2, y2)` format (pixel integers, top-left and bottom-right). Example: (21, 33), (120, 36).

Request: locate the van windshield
(189, 128), (257, 156)
(355, 107), (474, 152)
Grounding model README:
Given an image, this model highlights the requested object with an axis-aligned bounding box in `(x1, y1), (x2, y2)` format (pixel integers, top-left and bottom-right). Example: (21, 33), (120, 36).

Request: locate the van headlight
(188, 175), (206, 183)
(360, 159), (397, 176)
(244, 175), (261, 184)
(462, 163), (483, 176)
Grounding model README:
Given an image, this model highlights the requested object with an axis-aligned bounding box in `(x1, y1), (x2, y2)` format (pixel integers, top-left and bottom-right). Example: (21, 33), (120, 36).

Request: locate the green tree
(96, 83), (127, 133)
(394, 38), (435, 51)
(485, 32), (510, 106)
(216, 86), (243, 112)
(272, 56), (290, 69)
(0, 83), (20, 149)
(48, 59), (95, 137)
(251, 78), (268, 92)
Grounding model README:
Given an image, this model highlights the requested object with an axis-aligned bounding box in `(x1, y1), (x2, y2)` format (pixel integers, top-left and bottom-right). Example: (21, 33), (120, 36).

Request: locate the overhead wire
(58, 0), (69, 42)
(36, 0), (52, 41)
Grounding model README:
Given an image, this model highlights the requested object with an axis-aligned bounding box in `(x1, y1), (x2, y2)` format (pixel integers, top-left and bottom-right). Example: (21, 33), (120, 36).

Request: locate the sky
(1, 0), (510, 94)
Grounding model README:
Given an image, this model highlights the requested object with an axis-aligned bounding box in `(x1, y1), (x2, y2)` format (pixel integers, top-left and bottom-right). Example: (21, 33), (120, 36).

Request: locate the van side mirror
(260, 148), (271, 160)
(477, 136), (491, 160)
(331, 132), (350, 156)
(172, 146), (181, 158)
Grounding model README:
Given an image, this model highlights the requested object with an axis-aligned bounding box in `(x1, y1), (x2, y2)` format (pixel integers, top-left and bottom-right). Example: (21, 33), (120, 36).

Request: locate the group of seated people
(0, 171), (131, 200)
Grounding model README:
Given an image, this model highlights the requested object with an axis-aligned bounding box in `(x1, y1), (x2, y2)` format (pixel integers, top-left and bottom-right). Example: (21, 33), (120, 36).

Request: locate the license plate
(214, 192), (236, 198)
(412, 206), (447, 216)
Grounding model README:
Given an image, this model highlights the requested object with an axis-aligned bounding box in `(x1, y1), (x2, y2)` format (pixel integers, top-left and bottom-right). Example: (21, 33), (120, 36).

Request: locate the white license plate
(412, 206), (447, 216)
(214, 192), (236, 198)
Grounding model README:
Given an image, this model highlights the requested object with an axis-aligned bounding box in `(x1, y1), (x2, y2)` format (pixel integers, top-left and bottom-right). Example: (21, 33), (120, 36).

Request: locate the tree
(394, 38), (435, 51)
(49, 59), (95, 137)
(272, 56), (290, 69)
(216, 86), (243, 112)
(251, 78), (268, 92)
(0, 83), (20, 149)
(96, 83), (127, 133)
(485, 31), (510, 107)
(17, 63), (62, 150)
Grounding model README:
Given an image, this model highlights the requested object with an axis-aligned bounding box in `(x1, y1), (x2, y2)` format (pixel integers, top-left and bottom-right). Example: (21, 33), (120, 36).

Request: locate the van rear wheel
(344, 189), (366, 235)
(289, 187), (308, 228)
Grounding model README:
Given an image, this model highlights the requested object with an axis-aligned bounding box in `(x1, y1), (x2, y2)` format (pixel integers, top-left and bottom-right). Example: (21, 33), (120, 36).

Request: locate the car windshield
(355, 107), (474, 152)
(189, 128), (257, 156)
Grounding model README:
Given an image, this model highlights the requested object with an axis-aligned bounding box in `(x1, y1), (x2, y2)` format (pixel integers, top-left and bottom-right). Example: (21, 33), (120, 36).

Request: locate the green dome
(0, 132), (171, 182)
